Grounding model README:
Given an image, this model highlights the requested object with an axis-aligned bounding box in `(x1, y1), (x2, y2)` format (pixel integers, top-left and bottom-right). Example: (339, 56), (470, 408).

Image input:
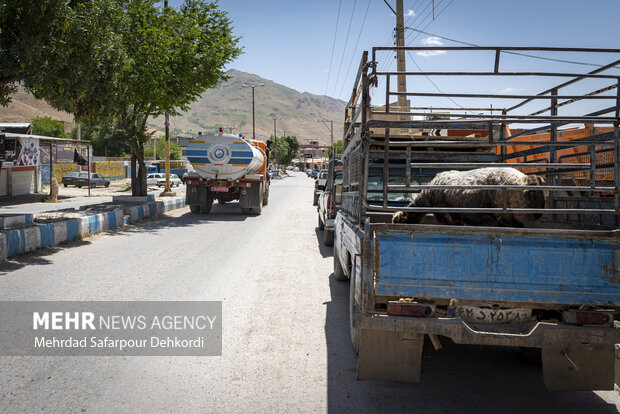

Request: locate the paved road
(0, 172), (618, 413)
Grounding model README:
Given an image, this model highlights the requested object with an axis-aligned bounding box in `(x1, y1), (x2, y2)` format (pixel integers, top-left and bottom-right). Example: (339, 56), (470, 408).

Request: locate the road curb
(0, 197), (186, 261)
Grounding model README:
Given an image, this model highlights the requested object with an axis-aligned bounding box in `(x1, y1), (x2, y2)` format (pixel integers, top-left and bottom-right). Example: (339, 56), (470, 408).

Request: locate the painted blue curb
(0, 197), (187, 260)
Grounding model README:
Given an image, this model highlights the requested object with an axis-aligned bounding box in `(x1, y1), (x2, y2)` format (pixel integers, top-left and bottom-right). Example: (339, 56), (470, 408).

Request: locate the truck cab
(317, 156), (343, 245)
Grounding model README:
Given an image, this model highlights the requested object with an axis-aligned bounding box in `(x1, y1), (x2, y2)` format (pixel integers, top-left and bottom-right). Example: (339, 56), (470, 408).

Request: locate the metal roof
(4, 132), (91, 146)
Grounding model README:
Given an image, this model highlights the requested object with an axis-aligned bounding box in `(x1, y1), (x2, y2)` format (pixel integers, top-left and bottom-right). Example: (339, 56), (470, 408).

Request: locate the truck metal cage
(341, 46), (620, 229)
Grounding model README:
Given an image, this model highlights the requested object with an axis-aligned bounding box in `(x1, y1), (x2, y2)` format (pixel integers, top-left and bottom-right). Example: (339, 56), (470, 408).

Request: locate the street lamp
(241, 82), (264, 139)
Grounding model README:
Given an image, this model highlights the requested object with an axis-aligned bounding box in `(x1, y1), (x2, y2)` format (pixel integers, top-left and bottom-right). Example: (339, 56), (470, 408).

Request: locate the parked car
(317, 158), (343, 246)
(313, 169), (328, 205)
(61, 172), (81, 187)
(75, 172), (110, 188)
(156, 174), (181, 187)
(146, 173), (164, 186)
(293, 167), (299, 172)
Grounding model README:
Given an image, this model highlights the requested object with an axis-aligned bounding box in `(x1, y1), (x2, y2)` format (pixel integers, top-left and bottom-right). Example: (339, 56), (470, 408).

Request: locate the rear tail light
(187, 180), (199, 185)
(238, 182), (252, 188)
(315, 180), (318, 188)
(388, 301), (435, 317)
(327, 194), (334, 210)
(563, 309), (614, 326)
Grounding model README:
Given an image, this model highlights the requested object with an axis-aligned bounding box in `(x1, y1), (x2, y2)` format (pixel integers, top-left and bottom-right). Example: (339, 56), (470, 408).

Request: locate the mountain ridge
(0, 69), (345, 146)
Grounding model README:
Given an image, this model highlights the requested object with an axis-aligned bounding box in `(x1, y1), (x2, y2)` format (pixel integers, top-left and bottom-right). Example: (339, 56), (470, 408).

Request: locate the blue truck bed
(374, 224), (620, 307)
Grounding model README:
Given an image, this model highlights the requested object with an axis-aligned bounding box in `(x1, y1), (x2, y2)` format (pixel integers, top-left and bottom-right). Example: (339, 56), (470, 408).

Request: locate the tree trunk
(130, 140), (147, 196)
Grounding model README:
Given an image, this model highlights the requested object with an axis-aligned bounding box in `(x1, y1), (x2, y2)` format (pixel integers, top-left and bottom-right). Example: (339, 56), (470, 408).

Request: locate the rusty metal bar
(363, 202), (618, 215)
(374, 184), (615, 192)
(373, 46), (620, 53)
(529, 84), (617, 116)
(383, 127), (389, 209)
(371, 140), (613, 147)
(494, 49), (501, 73)
(405, 146), (411, 188)
(387, 91), (614, 100)
(376, 71), (618, 79)
(404, 162), (589, 168)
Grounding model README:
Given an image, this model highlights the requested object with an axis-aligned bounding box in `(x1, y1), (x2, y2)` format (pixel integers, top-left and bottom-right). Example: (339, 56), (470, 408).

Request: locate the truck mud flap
(357, 328), (423, 382)
(542, 343), (614, 391)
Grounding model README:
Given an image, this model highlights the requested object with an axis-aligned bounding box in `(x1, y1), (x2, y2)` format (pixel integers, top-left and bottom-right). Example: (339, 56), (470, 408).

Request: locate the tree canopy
(4, 0), (242, 195)
(273, 135), (300, 167)
(30, 116), (69, 138)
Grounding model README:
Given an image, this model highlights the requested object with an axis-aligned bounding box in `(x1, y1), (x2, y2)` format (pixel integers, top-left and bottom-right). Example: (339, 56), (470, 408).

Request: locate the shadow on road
(314, 228), (334, 259)
(0, 202), (263, 272)
(0, 239), (92, 275)
(324, 275), (618, 413)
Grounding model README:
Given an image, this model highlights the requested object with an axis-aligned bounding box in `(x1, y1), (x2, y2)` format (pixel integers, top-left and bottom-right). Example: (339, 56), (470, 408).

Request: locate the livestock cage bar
(340, 46), (620, 228)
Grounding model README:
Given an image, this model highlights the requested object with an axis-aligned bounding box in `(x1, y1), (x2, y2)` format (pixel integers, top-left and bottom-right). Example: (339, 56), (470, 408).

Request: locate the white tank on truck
(186, 132), (265, 180)
(185, 129), (271, 215)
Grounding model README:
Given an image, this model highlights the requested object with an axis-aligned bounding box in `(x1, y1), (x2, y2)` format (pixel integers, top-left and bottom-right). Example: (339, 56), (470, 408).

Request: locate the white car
(157, 174), (181, 187)
(146, 173), (164, 186)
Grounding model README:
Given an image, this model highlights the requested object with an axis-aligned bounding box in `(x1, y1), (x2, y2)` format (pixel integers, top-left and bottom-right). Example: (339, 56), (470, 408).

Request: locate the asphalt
(0, 172), (618, 413)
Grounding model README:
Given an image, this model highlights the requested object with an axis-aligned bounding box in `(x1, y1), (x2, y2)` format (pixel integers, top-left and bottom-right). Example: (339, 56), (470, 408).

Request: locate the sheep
(392, 167), (545, 227)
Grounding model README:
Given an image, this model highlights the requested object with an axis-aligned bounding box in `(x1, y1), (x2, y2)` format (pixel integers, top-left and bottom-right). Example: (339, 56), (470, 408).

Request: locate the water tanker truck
(185, 129), (270, 215)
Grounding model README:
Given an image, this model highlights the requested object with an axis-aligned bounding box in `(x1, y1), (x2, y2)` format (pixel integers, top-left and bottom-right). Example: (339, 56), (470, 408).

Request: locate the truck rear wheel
(318, 214), (324, 230)
(333, 246), (347, 281)
(241, 207), (251, 214)
(323, 229), (334, 246)
(201, 199), (213, 213)
(189, 205), (201, 214)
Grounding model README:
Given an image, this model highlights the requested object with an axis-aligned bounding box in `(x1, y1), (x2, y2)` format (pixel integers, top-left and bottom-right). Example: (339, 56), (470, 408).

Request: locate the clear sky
(170, 0), (620, 110)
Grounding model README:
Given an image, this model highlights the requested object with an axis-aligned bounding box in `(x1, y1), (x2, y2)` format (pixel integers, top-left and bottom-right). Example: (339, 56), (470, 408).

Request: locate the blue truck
(334, 47), (620, 391)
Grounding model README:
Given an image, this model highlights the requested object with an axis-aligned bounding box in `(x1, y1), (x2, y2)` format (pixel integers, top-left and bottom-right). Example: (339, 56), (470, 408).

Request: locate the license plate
(211, 186), (228, 192)
(456, 306), (531, 324)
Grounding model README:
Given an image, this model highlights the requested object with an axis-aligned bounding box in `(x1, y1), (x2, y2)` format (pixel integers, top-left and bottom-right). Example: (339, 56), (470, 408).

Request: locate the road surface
(0, 172), (618, 413)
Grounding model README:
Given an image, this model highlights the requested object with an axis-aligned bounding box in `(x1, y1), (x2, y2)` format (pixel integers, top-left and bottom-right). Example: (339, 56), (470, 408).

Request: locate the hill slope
(149, 69), (345, 145)
(0, 71), (346, 146)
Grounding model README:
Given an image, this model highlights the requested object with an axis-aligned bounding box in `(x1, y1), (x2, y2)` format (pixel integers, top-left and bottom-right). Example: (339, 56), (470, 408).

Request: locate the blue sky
(171, 0), (620, 110)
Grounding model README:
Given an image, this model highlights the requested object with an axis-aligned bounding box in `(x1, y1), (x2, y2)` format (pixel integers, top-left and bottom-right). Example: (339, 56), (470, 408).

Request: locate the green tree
(26, 0), (242, 195)
(75, 117), (132, 157)
(144, 139), (181, 160)
(328, 140), (343, 156)
(273, 135), (300, 167)
(0, 0), (71, 105)
(30, 116), (68, 138)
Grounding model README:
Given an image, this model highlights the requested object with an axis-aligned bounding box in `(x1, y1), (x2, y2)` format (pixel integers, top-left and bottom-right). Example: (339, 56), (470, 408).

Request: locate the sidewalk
(0, 181), (187, 260)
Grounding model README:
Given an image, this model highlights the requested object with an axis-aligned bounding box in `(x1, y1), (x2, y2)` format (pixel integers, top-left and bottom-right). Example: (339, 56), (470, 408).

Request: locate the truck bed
(371, 223), (620, 307)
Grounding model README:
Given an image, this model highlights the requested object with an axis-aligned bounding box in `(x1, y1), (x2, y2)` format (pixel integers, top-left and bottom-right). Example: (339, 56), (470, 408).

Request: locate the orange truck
(185, 129), (270, 215)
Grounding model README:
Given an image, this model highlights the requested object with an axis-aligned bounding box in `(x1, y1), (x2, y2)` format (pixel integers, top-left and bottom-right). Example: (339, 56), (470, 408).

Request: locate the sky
(170, 0), (620, 115)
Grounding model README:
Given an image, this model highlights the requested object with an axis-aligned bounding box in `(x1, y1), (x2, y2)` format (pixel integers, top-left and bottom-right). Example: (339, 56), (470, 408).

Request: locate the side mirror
(334, 184), (343, 204)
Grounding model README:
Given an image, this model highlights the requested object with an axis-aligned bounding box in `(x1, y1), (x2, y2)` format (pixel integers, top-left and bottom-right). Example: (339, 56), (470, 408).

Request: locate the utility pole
(161, 0), (175, 196)
(270, 114), (282, 173)
(242, 82), (264, 139)
(395, 0), (408, 117)
(317, 118), (334, 149)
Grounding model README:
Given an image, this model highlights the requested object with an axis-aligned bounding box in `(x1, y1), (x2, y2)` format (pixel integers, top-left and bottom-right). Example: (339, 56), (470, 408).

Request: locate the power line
(332, 0), (359, 96)
(406, 27), (620, 69)
(324, 0), (343, 96)
(406, 50), (464, 108)
(337, 0), (372, 98)
(405, 0), (452, 45)
(382, 0), (396, 15)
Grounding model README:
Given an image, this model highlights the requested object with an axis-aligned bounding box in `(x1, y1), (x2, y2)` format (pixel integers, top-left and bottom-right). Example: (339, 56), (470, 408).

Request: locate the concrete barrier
(0, 197), (186, 260)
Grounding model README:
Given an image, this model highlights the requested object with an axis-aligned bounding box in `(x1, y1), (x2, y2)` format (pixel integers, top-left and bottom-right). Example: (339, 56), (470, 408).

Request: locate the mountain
(149, 69), (345, 145)
(0, 84), (74, 130)
(0, 70), (346, 146)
